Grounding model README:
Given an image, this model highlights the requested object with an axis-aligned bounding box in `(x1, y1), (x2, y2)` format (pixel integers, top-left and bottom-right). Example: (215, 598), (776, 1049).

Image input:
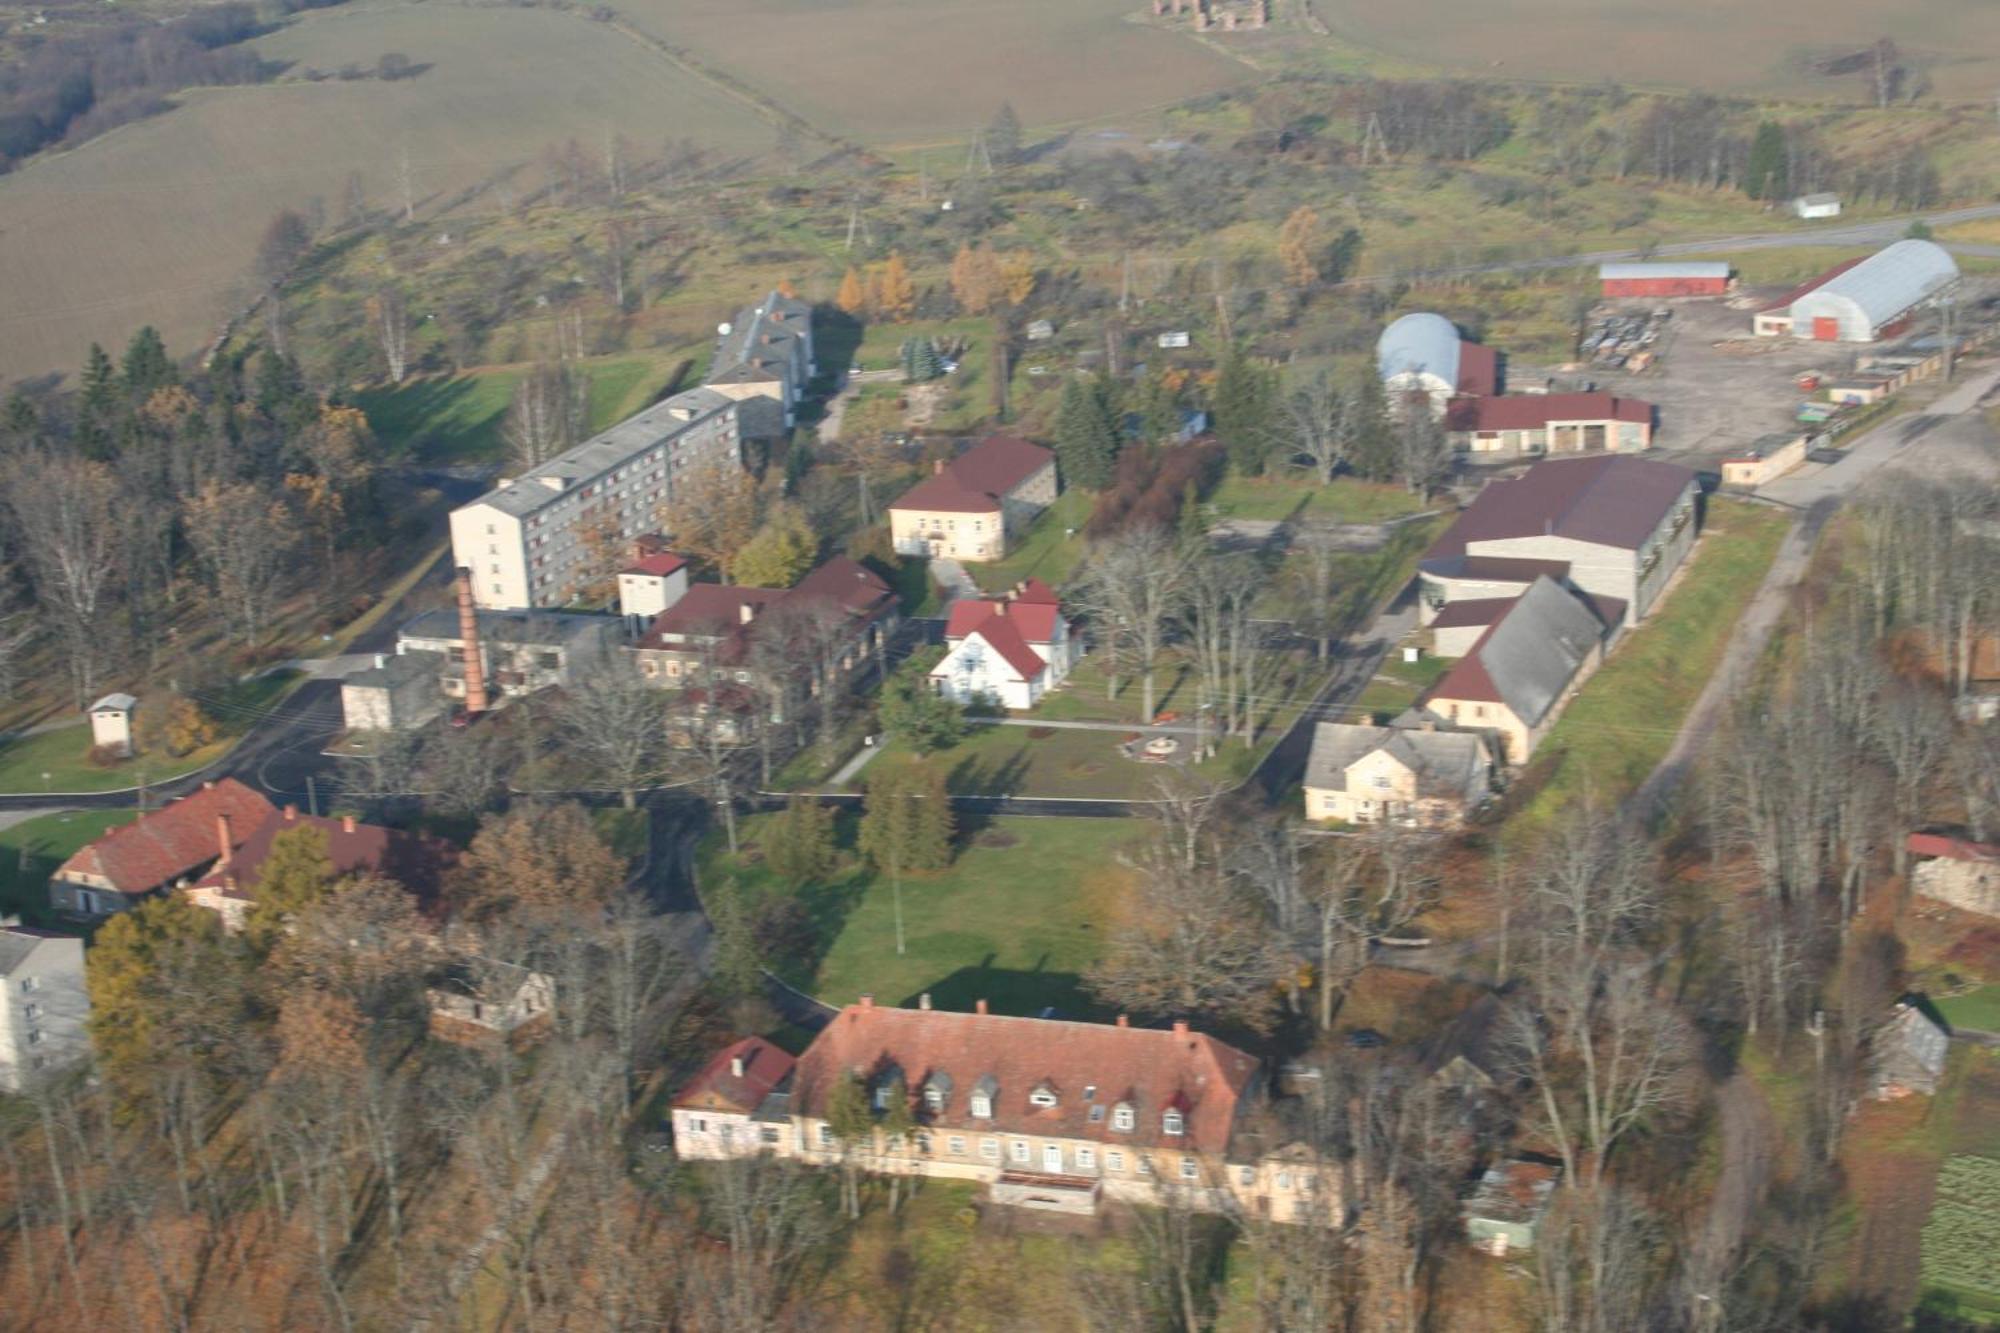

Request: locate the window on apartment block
(948, 1136), (966, 1156)
(21, 1003), (36, 1020)
(1009, 1140), (1030, 1164)
(1162, 1110), (1185, 1137)
(980, 1139), (999, 1160)
(19, 976), (37, 993)
(26, 1030), (42, 1046)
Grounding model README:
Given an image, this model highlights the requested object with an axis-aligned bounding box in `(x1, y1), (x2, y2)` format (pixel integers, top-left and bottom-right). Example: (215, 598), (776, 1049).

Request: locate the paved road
(1633, 364), (2000, 819)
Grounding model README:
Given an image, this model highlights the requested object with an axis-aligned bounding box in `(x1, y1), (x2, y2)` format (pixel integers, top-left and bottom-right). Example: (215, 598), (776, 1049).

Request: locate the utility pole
(846, 197), (859, 252)
(1120, 251), (1133, 315)
(1942, 287), (1959, 382)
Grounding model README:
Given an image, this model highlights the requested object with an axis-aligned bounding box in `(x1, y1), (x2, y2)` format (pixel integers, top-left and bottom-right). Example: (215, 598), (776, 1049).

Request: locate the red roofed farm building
(1597, 261), (1732, 299)
(50, 778), (276, 919)
(1443, 392), (1654, 459)
(674, 998), (1332, 1222)
(928, 578), (1077, 710)
(183, 805), (458, 932)
(889, 435), (1057, 563)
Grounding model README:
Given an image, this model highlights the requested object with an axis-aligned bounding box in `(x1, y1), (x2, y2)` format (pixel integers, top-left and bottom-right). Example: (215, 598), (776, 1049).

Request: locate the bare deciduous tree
(1280, 371), (1352, 484)
(369, 289), (410, 384)
(1071, 524), (1193, 724)
(4, 452), (123, 703)
(181, 480), (298, 643)
(559, 658), (674, 809)
(503, 360), (587, 472)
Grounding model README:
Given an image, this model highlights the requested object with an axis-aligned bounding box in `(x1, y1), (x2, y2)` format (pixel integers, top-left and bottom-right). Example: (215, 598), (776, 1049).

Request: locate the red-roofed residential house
(672, 1036), (799, 1159)
(675, 998), (1331, 1222)
(50, 779), (277, 919)
(182, 805), (457, 932)
(928, 579), (1077, 709)
(889, 436), (1057, 563)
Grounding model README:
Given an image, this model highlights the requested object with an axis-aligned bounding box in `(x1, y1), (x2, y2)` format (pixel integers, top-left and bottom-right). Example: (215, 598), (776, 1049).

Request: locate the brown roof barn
(56, 778), (276, 898)
(891, 436), (1054, 515)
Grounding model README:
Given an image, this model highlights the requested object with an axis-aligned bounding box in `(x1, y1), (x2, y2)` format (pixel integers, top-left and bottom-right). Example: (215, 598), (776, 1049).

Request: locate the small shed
(1870, 998), (1950, 1099)
(1464, 1157), (1563, 1256)
(1793, 193), (1842, 220)
(88, 694), (137, 758)
(1025, 319), (1056, 342)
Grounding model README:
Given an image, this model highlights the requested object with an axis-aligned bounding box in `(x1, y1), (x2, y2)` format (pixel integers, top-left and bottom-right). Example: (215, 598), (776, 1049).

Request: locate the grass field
(1206, 475), (1430, 526)
(0, 810), (136, 925)
(1519, 499), (1791, 825)
(1310, 0), (2000, 102)
(965, 491), (1093, 595)
(0, 3), (771, 381)
(619, 0), (1246, 145)
(1937, 985), (2000, 1035)
(864, 718), (1264, 800)
(354, 351), (686, 464)
(702, 811), (1139, 1016)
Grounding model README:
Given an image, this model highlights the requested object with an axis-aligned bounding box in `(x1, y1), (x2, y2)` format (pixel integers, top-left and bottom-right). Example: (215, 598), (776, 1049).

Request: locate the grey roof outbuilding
(1428, 577), (1608, 727)
(1788, 240), (1958, 339)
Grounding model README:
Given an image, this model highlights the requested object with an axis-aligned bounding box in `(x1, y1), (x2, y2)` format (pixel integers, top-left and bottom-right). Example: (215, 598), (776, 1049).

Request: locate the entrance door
(1043, 1143), (1064, 1174)
(1812, 316), (1840, 341)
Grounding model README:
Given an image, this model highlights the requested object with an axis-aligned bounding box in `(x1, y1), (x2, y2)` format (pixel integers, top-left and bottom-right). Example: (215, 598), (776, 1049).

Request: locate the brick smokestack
(215, 813), (234, 868)
(455, 566), (490, 715)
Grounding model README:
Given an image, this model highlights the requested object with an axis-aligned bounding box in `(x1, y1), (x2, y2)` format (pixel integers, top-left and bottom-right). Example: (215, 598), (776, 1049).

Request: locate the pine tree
(911, 337), (943, 383)
(873, 253), (916, 322)
(1345, 364), (1396, 482)
(1213, 348), (1277, 476)
(1055, 375), (1118, 490)
(1745, 121), (1786, 201)
(87, 894), (229, 1087)
(245, 825), (339, 952)
(121, 326), (175, 401)
(765, 795), (839, 884)
(837, 266), (868, 316)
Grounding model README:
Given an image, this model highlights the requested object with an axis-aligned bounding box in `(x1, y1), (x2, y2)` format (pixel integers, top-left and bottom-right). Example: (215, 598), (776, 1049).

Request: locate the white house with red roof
(929, 578), (1077, 710)
(671, 1035), (799, 1160)
(616, 548), (690, 621)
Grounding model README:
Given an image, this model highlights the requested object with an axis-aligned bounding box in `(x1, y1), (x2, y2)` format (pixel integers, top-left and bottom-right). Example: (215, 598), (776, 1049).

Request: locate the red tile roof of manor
(56, 779), (276, 896)
(789, 1001), (1260, 1154)
(675, 1036), (797, 1115)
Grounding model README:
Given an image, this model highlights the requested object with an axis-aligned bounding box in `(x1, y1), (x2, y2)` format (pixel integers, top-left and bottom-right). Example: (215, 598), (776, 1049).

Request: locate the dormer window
(1088, 1105), (1106, 1124)
(1083, 1085), (1096, 1101)
(923, 1071), (952, 1115)
(970, 1095), (992, 1117)
(1029, 1082), (1058, 1109)
(970, 1073), (998, 1119)
(924, 1086), (944, 1112)
(1112, 1104), (1135, 1132)
(1162, 1110), (1185, 1137)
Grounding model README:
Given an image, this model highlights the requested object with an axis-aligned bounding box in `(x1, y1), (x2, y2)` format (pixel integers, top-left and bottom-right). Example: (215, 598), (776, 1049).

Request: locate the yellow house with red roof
(889, 436), (1056, 563)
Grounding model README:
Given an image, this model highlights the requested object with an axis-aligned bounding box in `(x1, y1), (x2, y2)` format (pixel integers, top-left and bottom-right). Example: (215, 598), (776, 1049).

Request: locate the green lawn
(702, 812), (1140, 1017)
(0, 671), (300, 795)
(1937, 985), (2000, 1035)
(1520, 499), (1791, 825)
(355, 351), (685, 465)
(966, 490), (1092, 595)
(1349, 649), (1454, 724)
(0, 810), (136, 925)
(1206, 475), (1430, 525)
(860, 721), (1259, 801)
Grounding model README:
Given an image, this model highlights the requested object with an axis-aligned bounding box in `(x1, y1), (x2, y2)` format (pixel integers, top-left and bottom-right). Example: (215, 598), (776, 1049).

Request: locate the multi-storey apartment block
(0, 922), (90, 1090)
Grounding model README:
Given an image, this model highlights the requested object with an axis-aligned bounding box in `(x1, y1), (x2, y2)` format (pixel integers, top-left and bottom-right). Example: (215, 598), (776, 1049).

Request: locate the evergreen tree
(1131, 371), (1184, 446)
(87, 893), (231, 1088)
(1745, 121), (1787, 201)
(77, 342), (118, 458)
(244, 825), (339, 952)
(1213, 348), (1277, 476)
(987, 102), (1023, 167)
(121, 326), (176, 401)
(910, 337), (943, 382)
(1, 390), (39, 448)
(1054, 374), (1118, 490)
(1345, 365), (1396, 482)
(764, 795), (839, 884)
(879, 654), (968, 750)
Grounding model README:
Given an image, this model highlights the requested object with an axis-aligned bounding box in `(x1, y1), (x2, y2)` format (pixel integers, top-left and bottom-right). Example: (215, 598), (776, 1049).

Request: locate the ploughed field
(1313, 0), (2000, 102)
(0, 3), (766, 382)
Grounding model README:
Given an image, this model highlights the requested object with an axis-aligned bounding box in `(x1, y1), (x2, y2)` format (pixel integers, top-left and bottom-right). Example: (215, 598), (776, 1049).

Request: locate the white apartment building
(705, 289), (816, 433)
(0, 922), (90, 1091)
(450, 388), (742, 610)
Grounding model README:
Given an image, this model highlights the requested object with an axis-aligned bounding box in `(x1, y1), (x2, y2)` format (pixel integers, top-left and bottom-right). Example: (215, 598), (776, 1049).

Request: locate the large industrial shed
(1378, 313), (1498, 413)
(1599, 262), (1732, 298)
(1753, 240), (1959, 342)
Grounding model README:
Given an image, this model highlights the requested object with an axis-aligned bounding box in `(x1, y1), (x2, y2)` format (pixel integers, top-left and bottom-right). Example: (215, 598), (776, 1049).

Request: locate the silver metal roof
(1377, 312), (1462, 387)
(472, 386), (738, 519)
(1475, 577), (1607, 727)
(1791, 239), (1958, 330)
(1598, 262), (1731, 280)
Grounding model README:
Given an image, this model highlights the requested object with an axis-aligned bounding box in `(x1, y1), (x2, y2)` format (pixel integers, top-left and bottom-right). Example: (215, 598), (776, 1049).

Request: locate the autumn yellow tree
(1001, 251), (1038, 307)
(836, 266), (867, 316)
(660, 463), (764, 580)
(950, 244), (1002, 315)
(733, 501), (819, 588)
(1278, 205), (1326, 288)
(873, 253), (916, 322)
(453, 801), (626, 924)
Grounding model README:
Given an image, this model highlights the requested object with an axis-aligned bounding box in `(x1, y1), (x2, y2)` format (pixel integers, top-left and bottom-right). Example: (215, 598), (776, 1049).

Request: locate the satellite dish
(717, 322), (733, 336)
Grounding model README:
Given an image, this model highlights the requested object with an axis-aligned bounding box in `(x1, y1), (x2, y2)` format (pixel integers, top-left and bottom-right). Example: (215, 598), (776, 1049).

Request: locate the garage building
(1598, 262), (1731, 298)
(1378, 313), (1498, 415)
(1753, 240), (1959, 343)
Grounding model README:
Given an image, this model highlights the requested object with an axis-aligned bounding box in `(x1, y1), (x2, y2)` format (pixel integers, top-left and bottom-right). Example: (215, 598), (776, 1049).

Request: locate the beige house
(890, 436), (1057, 563)
(1720, 434), (1807, 489)
(675, 999), (1337, 1225)
(1303, 722), (1492, 827)
(1419, 577), (1612, 765)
